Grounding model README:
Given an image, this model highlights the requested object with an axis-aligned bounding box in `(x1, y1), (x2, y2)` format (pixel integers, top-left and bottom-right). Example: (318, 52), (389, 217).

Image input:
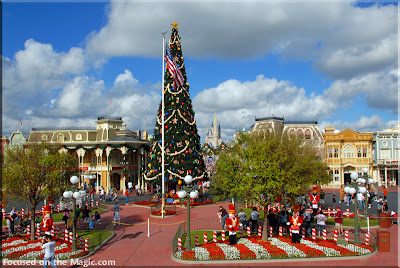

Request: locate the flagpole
(161, 31), (167, 218)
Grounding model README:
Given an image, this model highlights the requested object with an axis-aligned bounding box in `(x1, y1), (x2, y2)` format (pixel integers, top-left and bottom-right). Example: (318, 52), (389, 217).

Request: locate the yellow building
(28, 116), (151, 194)
(323, 127), (373, 187)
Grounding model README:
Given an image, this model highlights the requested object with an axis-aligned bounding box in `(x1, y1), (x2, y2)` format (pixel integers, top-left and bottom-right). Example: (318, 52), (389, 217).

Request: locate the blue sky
(2, 1), (398, 142)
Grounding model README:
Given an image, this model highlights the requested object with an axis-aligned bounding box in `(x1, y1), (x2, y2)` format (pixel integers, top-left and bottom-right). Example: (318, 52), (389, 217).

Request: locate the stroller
(391, 211), (398, 224)
(18, 218), (31, 233)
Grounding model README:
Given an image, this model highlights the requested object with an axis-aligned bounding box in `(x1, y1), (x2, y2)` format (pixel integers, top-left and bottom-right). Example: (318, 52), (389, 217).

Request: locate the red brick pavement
(80, 201), (398, 267)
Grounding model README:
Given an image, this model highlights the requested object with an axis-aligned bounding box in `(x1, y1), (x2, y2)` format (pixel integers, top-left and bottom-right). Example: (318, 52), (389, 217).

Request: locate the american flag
(165, 44), (184, 87)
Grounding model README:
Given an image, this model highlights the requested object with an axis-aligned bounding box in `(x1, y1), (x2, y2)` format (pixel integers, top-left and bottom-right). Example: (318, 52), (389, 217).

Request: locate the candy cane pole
(302, 227), (305, 239)
(21, 208), (25, 218)
(365, 232), (370, 245)
(334, 230), (338, 243)
(51, 229), (54, 237)
(258, 226), (262, 237)
(323, 229), (327, 240)
(319, 207), (322, 212)
(91, 201), (94, 207)
(36, 224), (40, 236)
(178, 237), (182, 250)
(57, 204), (60, 213)
(279, 226), (283, 237)
(213, 231), (217, 242)
(96, 201), (99, 207)
(245, 201), (248, 209)
(2, 208), (5, 220)
(27, 225), (31, 236)
(65, 229), (68, 241)
(347, 208), (350, 218)
(267, 205), (270, 211)
(269, 226), (273, 237)
(85, 202), (88, 208)
(247, 226), (251, 237)
(17, 225), (21, 235)
(345, 231), (349, 243)
(85, 238), (89, 252)
(289, 228), (292, 237)
(312, 228), (316, 240)
(65, 204), (68, 210)
(203, 232), (207, 244)
(328, 207), (331, 217)
(240, 230), (243, 238)
(195, 234), (199, 246)
(41, 206), (44, 215)
(69, 232), (73, 243)
(221, 230), (225, 242)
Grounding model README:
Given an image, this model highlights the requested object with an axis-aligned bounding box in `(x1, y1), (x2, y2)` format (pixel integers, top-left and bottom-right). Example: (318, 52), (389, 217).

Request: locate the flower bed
(1, 236), (86, 260)
(151, 210), (176, 216)
(134, 200), (214, 207)
(174, 236), (374, 261)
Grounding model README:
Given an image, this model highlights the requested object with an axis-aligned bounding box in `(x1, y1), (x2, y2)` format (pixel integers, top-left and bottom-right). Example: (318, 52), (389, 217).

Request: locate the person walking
(217, 206), (229, 229)
(357, 192), (364, 208)
(315, 210), (327, 237)
(334, 207), (344, 236)
(128, 181), (133, 193)
(111, 202), (122, 226)
(62, 209), (69, 229)
(249, 207), (261, 234)
(383, 187), (388, 201)
(99, 187), (105, 202)
(41, 235), (57, 268)
(135, 184), (139, 196)
(125, 189), (129, 205)
(90, 188), (95, 201)
(332, 194), (337, 206)
(237, 209), (247, 230)
(319, 190), (326, 209)
(377, 196), (384, 215)
(339, 186), (344, 203)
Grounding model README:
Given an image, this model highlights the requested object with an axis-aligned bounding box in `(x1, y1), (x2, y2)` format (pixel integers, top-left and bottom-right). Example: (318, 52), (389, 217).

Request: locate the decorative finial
(171, 21), (179, 28)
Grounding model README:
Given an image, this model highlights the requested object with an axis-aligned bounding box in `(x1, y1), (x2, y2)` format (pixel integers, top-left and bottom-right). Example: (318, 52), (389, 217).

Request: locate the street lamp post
(344, 171), (368, 245)
(361, 167), (374, 220)
(63, 175), (85, 252)
(84, 167), (96, 206)
(177, 175), (199, 251)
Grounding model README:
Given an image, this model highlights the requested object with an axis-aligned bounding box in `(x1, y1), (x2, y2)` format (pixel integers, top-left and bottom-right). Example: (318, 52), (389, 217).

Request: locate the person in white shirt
(357, 192), (364, 208)
(135, 184), (139, 196)
(128, 181), (133, 193)
(99, 187), (105, 202)
(41, 235), (57, 268)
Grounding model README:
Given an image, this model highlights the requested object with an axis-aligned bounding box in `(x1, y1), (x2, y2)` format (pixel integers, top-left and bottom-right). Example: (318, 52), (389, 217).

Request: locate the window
(329, 170), (334, 184)
(297, 129), (303, 136)
(396, 149), (400, 159)
(357, 147), (361, 157)
(363, 147), (367, 157)
(289, 129), (295, 135)
(41, 134), (48, 140)
(358, 169), (362, 177)
(305, 129), (311, 139)
(344, 145), (353, 158)
(380, 149), (390, 159)
(334, 170), (339, 182)
(57, 134), (64, 143)
(334, 148), (339, 158)
(328, 148), (333, 158)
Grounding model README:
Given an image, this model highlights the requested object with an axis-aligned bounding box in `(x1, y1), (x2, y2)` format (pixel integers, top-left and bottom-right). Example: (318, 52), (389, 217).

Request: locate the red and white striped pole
(41, 206), (44, 215)
(213, 231), (217, 242)
(51, 229), (54, 237)
(302, 227), (305, 239)
(328, 207), (331, 217)
(334, 230), (338, 243)
(96, 201), (99, 207)
(221, 230), (225, 242)
(85, 238), (89, 252)
(69, 232), (73, 243)
(267, 205), (270, 211)
(2, 208), (5, 220)
(195, 234), (199, 246)
(245, 201), (248, 209)
(247, 226), (251, 237)
(269, 226), (273, 237)
(319, 207), (322, 212)
(65, 229), (68, 241)
(203, 232), (207, 244)
(178, 237), (182, 250)
(57, 204), (60, 213)
(323, 229), (327, 240)
(365, 232), (370, 245)
(17, 225), (21, 235)
(240, 230), (243, 238)
(345, 231), (349, 243)
(27, 225), (31, 236)
(258, 226), (262, 237)
(85, 202), (88, 208)
(36, 224), (40, 236)
(91, 201), (94, 207)
(279, 226), (283, 237)
(65, 204), (68, 210)
(347, 208), (350, 218)
(21, 208), (25, 218)
(312, 228), (316, 240)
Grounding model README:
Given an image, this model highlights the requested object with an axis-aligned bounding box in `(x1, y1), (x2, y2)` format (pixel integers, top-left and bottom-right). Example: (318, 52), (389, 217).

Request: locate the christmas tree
(144, 22), (206, 186)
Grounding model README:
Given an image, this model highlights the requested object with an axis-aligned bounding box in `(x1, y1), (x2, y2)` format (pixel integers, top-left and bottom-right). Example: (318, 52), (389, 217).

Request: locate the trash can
(378, 230), (390, 252)
(380, 212), (392, 228)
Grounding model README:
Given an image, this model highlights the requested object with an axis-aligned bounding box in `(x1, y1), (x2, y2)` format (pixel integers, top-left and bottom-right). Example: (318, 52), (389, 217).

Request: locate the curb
(77, 231), (116, 260)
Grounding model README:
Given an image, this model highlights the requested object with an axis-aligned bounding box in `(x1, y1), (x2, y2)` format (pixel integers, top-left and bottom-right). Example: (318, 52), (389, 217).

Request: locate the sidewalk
(81, 201), (398, 267)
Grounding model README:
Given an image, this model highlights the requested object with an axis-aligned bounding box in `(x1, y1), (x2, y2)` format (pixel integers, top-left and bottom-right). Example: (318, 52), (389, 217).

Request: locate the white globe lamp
(177, 191), (186, 199)
(344, 186), (350, 193)
(190, 191), (198, 199)
(70, 176), (79, 184)
(88, 167), (92, 172)
(360, 178), (366, 184)
(359, 187), (367, 194)
(184, 175), (193, 184)
(63, 191), (72, 199)
(73, 191), (81, 199)
(350, 172), (358, 180)
(349, 188), (356, 195)
(362, 167), (368, 174)
(368, 178), (374, 184)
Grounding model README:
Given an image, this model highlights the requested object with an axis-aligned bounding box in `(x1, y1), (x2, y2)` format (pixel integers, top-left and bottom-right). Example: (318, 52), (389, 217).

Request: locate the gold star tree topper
(171, 21), (179, 28)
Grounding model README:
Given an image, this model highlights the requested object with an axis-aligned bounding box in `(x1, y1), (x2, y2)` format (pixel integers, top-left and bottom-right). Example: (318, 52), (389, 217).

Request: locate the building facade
(323, 127), (373, 187)
(205, 113), (222, 148)
(28, 116), (150, 194)
(372, 123), (399, 187)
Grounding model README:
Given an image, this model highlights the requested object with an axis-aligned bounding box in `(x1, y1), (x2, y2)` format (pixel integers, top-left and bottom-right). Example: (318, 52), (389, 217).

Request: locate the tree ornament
(178, 180), (182, 185)
(171, 102), (175, 105)
(148, 163), (152, 168)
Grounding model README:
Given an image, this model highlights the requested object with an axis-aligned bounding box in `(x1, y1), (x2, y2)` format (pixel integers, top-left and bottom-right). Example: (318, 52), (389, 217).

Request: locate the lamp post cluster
(343, 167), (374, 244)
(177, 175), (199, 251)
(63, 175), (85, 252)
(83, 167), (96, 206)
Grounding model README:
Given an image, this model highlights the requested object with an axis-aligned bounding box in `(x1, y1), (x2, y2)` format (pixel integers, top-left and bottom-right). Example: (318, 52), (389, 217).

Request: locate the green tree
(144, 23), (206, 185)
(213, 130), (330, 241)
(2, 142), (78, 240)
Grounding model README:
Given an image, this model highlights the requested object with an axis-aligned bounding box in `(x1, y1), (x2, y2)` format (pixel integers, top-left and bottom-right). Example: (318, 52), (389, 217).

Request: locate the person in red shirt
(125, 189), (129, 205)
(225, 204), (242, 245)
(383, 187), (388, 201)
(334, 207), (344, 236)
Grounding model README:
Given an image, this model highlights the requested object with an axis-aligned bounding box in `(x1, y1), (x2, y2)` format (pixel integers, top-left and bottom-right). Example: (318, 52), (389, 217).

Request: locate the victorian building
(28, 116), (150, 194)
(323, 127), (373, 187)
(372, 123), (399, 187)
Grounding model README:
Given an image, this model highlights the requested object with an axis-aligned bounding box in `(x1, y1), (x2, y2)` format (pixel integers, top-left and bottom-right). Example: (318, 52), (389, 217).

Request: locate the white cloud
(85, 2), (397, 79)
(320, 115), (398, 133)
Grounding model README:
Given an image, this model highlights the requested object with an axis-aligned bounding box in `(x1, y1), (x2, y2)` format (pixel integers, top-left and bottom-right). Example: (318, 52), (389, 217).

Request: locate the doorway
(344, 173), (351, 185)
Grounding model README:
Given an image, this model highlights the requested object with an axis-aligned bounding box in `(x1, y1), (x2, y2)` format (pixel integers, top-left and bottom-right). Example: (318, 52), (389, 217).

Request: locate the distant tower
(205, 113), (222, 148)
